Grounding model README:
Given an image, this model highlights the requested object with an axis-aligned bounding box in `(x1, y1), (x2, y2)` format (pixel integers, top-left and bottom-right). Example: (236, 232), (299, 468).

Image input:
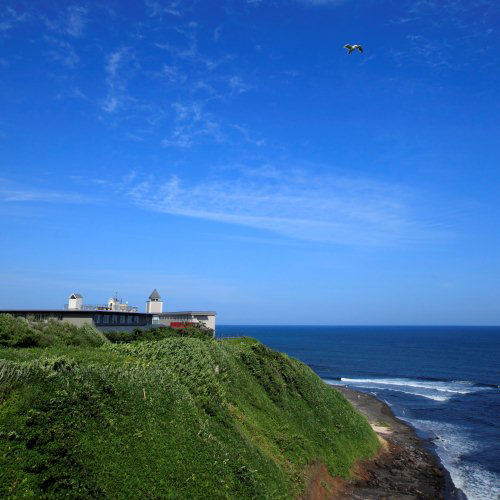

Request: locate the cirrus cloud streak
(126, 168), (441, 246)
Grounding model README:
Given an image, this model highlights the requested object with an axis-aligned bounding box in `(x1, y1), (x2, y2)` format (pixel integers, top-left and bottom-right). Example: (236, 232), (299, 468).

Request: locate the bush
(104, 324), (214, 344)
(0, 314), (108, 348)
(0, 315), (36, 347)
(0, 335), (379, 498)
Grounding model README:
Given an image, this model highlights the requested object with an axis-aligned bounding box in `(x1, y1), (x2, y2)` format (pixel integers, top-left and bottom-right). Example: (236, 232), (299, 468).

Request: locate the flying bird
(344, 44), (363, 54)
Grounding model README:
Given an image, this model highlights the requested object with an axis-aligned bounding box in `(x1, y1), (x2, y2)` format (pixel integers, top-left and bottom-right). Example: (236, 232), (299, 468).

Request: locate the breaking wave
(323, 377), (495, 402)
(410, 420), (500, 500)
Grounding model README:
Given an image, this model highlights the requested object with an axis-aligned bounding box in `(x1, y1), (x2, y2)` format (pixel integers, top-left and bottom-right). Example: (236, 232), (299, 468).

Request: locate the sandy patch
(371, 424), (392, 434)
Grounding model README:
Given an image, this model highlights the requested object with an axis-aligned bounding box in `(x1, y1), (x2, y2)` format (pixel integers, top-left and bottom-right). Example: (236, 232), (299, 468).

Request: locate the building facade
(0, 290), (216, 333)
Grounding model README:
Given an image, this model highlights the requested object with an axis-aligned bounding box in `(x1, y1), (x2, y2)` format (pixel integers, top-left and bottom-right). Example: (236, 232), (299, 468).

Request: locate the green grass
(103, 324), (214, 343)
(0, 314), (108, 348)
(0, 330), (379, 498)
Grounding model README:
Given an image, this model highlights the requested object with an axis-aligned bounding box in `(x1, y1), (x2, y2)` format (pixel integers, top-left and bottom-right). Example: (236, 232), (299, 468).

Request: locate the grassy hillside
(0, 321), (379, 498)
(0, 314), (108, 348)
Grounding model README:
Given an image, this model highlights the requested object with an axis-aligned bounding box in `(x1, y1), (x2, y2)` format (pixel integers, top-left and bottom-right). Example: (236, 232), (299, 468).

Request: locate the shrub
(0, 314), (108, 348)
(0, 315), (36, 348)
(0, 335), (379, 498)
(103, 324), (214, 344)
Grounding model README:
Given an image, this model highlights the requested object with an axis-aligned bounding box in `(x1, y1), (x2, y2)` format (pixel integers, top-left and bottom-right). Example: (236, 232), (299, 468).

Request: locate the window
(103, 315), (109, 324)
(94, 314), (101, 324)
(112, 315), (117, 324)
(120, 315), (126, 324)
(133, 316), (139, 324)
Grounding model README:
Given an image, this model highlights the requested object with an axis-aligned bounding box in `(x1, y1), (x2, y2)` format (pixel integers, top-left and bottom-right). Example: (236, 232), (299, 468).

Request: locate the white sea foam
(324, 377), (492, 403)
(340, 377), (479, 394)
(325, 379), (452, 401)
(396, 391), (449, 402)
(410, 420), (500, 500)
(324, 377), (500, 497)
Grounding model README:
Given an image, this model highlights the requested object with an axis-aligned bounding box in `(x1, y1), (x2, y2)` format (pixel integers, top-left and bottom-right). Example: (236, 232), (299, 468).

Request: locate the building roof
(70, 293), (83, 299)
(149, 289), (161, 300)
(159, 311), (217, 316)
(0, 309), (215, 316)
(0, 309), (145, 315)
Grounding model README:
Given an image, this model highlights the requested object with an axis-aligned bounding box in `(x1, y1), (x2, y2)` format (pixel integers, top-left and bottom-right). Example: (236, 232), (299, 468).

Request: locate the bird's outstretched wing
(356, 45), (363, 53)
(344, 44), (353, 50)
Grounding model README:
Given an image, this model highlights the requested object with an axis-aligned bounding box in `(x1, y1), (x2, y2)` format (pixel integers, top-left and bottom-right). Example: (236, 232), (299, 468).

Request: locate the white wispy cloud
(42, 4), (89, 38)
(0, 6), (29, 34)
(145, 0), (183, 17)
(403, 34), (452, 68)
(124, 168), (438, 246)
(405, 0), (497, 19)
(391, 0), (499, 69)
(158, 64), (187, 84)
(64, 5), (88, 37)
(102, 47), (137, 113)
(396, 0), (499, 34)
(93, 19), (259, 147)
(232, 125), (265, 146)
(162, 102), (224, 147)
(156, 22), (222, 71)
(55, 87), (88, 101)
(248, 0), (349, 7)
(295, 0), (348, 5)
(0, 183), (92, 204)
(46, 36), (80, 68)
(228, 75), (251, 95)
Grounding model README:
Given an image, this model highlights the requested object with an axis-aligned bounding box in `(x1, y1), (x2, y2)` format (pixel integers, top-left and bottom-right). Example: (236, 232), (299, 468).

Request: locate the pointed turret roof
(149, 289), (161, 300)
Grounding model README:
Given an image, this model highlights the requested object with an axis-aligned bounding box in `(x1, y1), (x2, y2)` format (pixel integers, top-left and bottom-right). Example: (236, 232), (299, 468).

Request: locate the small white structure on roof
(107, 295), (135, 312)
(67, 293), (83, 310)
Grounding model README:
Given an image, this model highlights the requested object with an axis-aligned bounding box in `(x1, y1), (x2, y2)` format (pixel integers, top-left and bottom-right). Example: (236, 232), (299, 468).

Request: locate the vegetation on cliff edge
(0, 317), (379, 498)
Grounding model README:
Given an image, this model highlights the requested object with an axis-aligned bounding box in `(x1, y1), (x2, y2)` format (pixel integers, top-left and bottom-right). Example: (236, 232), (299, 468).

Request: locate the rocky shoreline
(306, 387), (466, 499)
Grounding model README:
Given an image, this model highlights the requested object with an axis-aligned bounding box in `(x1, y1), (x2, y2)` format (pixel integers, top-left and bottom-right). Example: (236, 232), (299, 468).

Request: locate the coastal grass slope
(0, 319), (379, 498)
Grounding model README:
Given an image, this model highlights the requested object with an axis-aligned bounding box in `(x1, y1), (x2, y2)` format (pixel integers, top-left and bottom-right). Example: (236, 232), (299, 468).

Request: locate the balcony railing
(65, 304), (139, 312)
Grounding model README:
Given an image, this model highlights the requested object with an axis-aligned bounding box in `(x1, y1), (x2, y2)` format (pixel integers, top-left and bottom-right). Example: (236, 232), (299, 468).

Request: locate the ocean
(217, 325), (500, 500)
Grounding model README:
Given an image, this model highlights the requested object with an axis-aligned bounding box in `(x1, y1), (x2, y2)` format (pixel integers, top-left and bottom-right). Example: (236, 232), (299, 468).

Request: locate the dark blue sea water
(217, 326), (500, 500)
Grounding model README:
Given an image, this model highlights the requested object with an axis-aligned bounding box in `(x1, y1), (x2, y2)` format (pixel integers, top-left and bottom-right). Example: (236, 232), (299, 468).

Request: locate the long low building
(0, 290), (216, 333)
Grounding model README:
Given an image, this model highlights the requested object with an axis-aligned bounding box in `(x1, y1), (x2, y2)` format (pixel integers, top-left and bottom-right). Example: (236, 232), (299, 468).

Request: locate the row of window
(20, 313), (64, 321)
(93, 314), (143, 325)
(161, 315), (194, 321)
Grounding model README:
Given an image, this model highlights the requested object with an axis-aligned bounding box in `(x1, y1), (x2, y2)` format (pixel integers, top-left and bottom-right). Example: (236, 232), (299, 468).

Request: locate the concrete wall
(146, 300), (163, 314)
(158, 313), (216, 331)
(63, 316), (94, 327)
(193, 314), (216, 331)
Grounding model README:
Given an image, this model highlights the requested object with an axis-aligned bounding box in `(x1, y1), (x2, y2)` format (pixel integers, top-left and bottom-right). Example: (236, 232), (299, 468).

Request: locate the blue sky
(1, 0), (499, 324)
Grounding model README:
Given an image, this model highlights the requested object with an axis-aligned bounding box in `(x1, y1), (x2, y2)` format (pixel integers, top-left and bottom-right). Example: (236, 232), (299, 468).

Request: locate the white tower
(146, 289), (163, 314)
(68, 293), (83, 310)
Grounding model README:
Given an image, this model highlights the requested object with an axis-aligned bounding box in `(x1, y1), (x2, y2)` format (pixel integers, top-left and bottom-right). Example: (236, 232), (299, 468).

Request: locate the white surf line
(324, 380), (451, 402)
(339, 377), (483, 394)
(410, 419), (500, 500)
